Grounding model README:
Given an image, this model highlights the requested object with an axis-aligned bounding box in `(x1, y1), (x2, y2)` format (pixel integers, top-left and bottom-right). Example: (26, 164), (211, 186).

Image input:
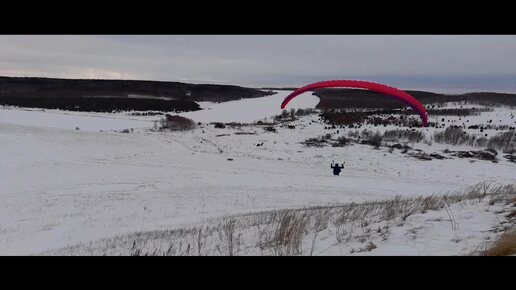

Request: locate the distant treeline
(314, 89), (516, 109)
(0, 76), (272, 112)
(0, 96), (200, 113)
(261, 87), (297, 91)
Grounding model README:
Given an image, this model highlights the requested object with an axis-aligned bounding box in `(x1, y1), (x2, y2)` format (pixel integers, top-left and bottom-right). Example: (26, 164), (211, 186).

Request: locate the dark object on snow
(504, 154), (516, 163)
(331, 162), (345, 175)
(449, 149), (498, 161)
(213, 122), (226, 129)
(264, 126), (277, 133)
(227, 158), (233, 161)
(429, 153), (447, 159)
(162, 114), (196, 130)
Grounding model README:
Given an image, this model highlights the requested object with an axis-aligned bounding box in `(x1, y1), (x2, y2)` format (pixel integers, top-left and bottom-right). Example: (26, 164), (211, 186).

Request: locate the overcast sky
(1, 35), (516, 93)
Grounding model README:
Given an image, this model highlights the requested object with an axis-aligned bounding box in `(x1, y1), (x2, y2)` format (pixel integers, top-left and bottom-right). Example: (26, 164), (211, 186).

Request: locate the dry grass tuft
(476, 230), (516, 256)
(265, 211), (308, 256)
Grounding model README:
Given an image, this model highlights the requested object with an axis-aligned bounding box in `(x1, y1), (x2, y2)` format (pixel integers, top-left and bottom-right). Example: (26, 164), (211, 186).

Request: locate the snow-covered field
(0, 91), (514, 255)
(0, 107), (155, 132)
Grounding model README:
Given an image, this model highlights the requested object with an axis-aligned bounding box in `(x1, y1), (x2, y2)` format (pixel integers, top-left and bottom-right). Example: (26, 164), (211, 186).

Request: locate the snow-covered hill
(0, 91), (514, 255)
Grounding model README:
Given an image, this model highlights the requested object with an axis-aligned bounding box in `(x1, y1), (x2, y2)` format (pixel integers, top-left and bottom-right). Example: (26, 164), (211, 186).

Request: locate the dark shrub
(264, 126), (277, 133)
(433, 126), (469, 145)
(383, 129), (425, 143)
(332, 136), (351, 147)
(160, 114), (196, 131)
(487, 131), (516, 152)
(213, 122), (226, 129)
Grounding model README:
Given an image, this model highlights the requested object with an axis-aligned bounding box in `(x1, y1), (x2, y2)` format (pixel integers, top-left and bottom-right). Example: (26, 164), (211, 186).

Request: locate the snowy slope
(0, 91), (318, 131)
(47, 193), (514, 256)
(0, 92), (514, 255)
(0, 107), (154, 132)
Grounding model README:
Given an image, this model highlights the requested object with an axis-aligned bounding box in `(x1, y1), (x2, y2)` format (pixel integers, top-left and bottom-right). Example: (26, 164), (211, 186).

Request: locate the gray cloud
(1, 35), (516, 92)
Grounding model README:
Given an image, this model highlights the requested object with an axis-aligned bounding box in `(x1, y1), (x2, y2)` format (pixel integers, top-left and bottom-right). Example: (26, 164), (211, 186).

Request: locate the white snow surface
(179, 90), (319, 123)
(0, 91), (318, 131)
(0, 91), (514, 255)
(0, 107), (154, 132)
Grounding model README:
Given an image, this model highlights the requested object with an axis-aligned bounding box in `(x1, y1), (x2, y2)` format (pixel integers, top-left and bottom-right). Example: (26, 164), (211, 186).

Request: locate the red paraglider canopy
(281, 80), (428, 127)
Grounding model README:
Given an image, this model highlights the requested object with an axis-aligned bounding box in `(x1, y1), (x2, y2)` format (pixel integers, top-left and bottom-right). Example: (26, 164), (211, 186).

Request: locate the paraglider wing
(280, 80), (428, 126)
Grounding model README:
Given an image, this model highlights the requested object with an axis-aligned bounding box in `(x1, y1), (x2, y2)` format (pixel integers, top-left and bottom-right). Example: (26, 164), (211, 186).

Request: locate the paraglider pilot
(331, 161), (345, 176)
